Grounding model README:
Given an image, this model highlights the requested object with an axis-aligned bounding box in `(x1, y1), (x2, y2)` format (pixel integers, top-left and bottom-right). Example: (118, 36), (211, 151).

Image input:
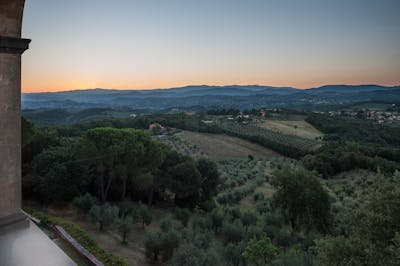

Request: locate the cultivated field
(177, 130), (280, 159)
(258, 119), (323, 140)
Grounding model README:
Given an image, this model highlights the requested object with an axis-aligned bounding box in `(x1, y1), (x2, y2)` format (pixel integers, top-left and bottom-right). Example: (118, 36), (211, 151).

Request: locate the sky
(21, 0), (400, 92)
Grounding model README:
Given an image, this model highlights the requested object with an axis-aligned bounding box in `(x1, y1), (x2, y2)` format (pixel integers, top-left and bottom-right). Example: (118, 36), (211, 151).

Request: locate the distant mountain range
(22, 84), (400, 111)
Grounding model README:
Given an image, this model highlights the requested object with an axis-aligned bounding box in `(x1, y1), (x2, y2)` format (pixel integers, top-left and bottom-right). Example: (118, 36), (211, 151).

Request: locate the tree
(153, 149), (204, 207)
(172, 245), (204, 266)
(81, 128), (165, 202)
(316, 173), (400, 265)
(144, 229), (181, 262)
(191, 216), (212, 232)
(89, 203), (118, 231)
(243, 234), (279, 266)
(241, 210), (257, 232)
(137, 204), (152, 228)
(175, 208), (191, 227)
(170, 159), (202, 208)
(32, 146), (86, 203)
(115, 215), (134, 244)
(197, 158), (220, 201)
(117, 200), (135, 219)
(224, 241), (247, 266)
(160, 216), (174, 232)
(145, 231), (163, 261)
(21, 116), (35, 148)
(315, 235), (366, 266)
(271, 166), (331, 232)
(210, 208), (224, 234)
(222, 219), (245, 244)
(72, 193), (99, 215)
(192, 230), (212, 250)
(172, 244), (221, 266)
(131, 173), (156, 205)
(161, 229), (180, 261)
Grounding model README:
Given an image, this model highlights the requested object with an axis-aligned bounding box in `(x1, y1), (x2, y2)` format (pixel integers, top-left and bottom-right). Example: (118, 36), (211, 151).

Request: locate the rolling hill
(22, 84), (400, 111)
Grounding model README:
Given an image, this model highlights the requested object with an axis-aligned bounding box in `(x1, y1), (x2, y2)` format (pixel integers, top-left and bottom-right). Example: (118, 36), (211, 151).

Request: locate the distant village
(324, 104), (400, 124)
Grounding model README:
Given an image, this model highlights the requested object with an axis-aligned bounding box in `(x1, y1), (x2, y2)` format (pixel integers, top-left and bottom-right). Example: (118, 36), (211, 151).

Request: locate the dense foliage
(24, 126), (220, 209)
(21, 110), (400, 265)
(316, 172), (400, 265)
(305, 114), (400, 176)
(271, 167), (331, 232)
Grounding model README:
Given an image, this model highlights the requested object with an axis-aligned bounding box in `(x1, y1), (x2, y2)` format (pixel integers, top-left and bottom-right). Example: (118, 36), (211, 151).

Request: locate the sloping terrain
(22, 85), (400, 110)
(162, 130), (280, 159)
(258, 120), (323, 140)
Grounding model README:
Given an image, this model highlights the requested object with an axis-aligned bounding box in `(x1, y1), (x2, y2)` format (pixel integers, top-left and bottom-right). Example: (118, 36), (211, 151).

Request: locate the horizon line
(22, 83), (400, 94)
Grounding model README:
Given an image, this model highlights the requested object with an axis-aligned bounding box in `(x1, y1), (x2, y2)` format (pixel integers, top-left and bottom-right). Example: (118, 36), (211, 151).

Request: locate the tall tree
(243, 234), (279, 266)
(33, 146), (86, 203)
(170, 160), (202, 208)
(81, 128), (164, 202)
(271, 166), (331, 232)
(197, 158), (220, 202)
(21, 116), (35, 148)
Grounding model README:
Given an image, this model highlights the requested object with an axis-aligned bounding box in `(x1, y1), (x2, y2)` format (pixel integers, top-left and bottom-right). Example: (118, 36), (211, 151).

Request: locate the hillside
(160, 130), (280, 159)
(22, 84), (400, 111)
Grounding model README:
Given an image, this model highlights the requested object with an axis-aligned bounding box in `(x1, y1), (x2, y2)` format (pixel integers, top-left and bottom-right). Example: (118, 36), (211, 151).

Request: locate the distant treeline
(22, 120), (220, 208)
(304, 114), (400, 176)
(28, 110), (400, 178)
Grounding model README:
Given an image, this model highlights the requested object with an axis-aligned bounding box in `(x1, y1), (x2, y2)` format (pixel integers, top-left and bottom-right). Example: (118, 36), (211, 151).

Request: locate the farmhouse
(149, 122), (164, 130)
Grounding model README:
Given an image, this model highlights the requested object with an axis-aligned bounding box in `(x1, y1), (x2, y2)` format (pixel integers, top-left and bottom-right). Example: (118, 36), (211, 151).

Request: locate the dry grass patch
(259, 120), (323, 140)
(178, 131), (280, 159)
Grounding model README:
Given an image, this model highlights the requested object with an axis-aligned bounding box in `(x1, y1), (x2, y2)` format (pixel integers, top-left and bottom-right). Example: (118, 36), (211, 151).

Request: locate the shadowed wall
(0, 0), (30, 228)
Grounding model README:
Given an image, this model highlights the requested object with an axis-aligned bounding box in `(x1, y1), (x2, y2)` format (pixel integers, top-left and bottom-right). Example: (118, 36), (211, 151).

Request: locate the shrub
(172, 244), (221, 266)
(241, 210), (258, 232)
(253, 192), (265, 202)
(222, 219), (245, 244)
(175, 208), (191, 227)
(192, 216), (212, 232)
(145, 229), (181, 262)
(160, 216), (174, 232)
(30, 212), (127, 266)
(210, 208), (224, 234)
(224, 207), (242, 221)
(256, 199), (272, 214)
(144, 231), (163, 262)
(137, 204), (152, 228)
(115, 216), (134, 244)
(72, 193), (99, 215)
(224, 241), (246, 266)
(192, 230), (213, 250)
(243, 234), (279, 265)
(161, 229), (180, 261)
(89, 203), (118, 231)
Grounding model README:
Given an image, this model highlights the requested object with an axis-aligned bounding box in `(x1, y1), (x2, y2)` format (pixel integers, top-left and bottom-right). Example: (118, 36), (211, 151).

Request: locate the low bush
(30, 211), (128, 266)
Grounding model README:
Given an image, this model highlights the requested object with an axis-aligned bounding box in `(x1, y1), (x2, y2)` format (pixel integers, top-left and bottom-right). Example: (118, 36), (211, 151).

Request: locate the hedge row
(30, 211), (128, 266)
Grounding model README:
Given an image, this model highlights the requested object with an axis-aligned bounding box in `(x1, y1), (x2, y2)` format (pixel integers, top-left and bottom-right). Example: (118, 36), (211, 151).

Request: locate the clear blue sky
(21, 0), (400, 92)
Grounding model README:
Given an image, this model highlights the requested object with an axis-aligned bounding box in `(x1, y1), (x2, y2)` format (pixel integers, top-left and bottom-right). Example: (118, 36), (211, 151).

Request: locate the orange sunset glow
(21, 0), (399, 93)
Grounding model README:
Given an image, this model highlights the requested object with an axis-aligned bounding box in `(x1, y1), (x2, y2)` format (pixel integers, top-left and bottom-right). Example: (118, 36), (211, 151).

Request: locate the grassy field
(258, 119), (323, 140)
(175, 130), (280, 159)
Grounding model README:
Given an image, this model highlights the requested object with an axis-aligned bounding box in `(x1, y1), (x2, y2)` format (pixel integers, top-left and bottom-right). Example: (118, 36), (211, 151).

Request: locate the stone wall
(0, 0), (29, 228)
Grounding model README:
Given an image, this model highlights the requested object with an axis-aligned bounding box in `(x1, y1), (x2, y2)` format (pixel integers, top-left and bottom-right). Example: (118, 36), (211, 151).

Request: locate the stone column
(0, 0), (31, 231)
